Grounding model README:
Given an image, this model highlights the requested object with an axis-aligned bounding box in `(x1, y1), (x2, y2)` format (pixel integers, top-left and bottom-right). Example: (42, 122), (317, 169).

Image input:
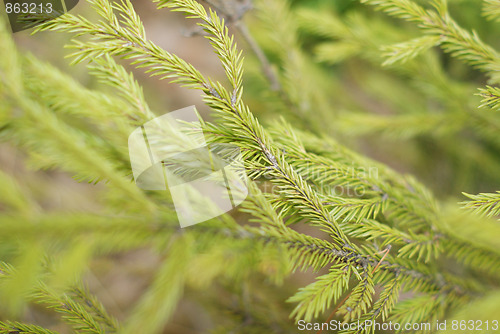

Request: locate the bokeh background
(1, 0), (500, 332)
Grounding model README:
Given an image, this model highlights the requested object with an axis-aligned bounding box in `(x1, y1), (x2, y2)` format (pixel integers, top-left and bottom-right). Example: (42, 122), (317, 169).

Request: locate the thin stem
(235, 21), (281, 91)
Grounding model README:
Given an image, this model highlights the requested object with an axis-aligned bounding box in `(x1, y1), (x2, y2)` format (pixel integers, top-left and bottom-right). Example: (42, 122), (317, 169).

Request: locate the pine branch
(0, 45), (153, 210)
(271, 124), (440, 231)
(0, 262), (115, 334)
(341, 276), (403, 334)
(33, 1), (211, 93)
(33, 285), (108, 334)
(338, 270), (375, 323)
(88, 54), (154, 121)
(326, 197), (388, 224)
(461, 191), (500, 219)
(361, 0), (500, 83)
(483, 0), (500, 22)
(252, 0), (338, 132)
(297, 5), (500, 157)
(35, 1), (354, 249)
(22, 55), (133, 124)
(440, 290), (500, 333)
(389, 294), (447, 332)
(382, 35), (441, 66)
(156, 0), (244, 103)
(443, 238), (500, 277)
(239, 184), (455, 299)
(0, 321), (59, 334)
(477, 85), (500, 111)
(336, 112), (456, 139)
(288, 264), (352, 322)
(71, 286), (119, 332)
(4, 0), (496, 328)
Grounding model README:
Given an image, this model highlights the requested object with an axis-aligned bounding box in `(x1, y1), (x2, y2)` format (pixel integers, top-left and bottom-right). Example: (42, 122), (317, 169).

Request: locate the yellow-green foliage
(0, 0), (499, 333)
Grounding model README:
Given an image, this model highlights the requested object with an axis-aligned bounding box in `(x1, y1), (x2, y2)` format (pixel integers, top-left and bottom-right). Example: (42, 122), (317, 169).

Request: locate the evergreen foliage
(0, 0), (499, 333)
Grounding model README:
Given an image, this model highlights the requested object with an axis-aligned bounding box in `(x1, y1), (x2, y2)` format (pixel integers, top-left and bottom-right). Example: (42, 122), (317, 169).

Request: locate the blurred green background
(1, 0), (500, 332)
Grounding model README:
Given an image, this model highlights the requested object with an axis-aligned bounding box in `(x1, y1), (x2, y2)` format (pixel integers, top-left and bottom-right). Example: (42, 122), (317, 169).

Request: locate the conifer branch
(0, 321), (60, 334)
(341, 276), (403, 334)
(33, 285), (108, 334)
(361, 0), (500, 83)
(288, 264), (352, 322)
(461, 191), (500, 219)
(71, 286), (119, 332)
(338, 270), (375, 323)
(1, 0), (498, 329)
(477, 85), (500, 111)
(483, 0), (500, 22)
(0, 263), (117, 334)
(88, 55), (154, 121)
(389, 294), (448, 330)
(382, 35), (441, 66)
